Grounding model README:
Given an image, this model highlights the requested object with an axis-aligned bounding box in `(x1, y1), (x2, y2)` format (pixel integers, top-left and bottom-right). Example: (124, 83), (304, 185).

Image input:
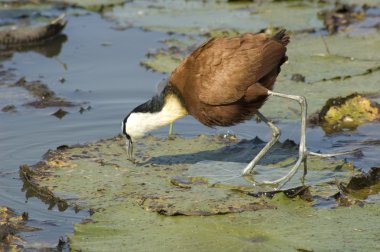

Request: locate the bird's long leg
(258, 90), (308, 186)
(168, 123), (174, 136)
(242, 111), (281, 176)
(308, 150), (359, 157)
(247, 91), (359, 187)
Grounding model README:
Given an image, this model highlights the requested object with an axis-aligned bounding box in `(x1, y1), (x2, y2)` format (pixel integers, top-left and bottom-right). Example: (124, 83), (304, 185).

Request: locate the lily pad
(0, 0), (125, 12)
(20, 134), (362, 212)
(53, 0), (125, 12)
(69, 197), (380, 252)
(105, 0), (325, 35)
(19, 133), (380, 251)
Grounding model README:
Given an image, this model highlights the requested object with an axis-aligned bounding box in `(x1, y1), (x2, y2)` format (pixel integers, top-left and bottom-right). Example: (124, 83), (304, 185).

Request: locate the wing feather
(169, 32), (287, 106)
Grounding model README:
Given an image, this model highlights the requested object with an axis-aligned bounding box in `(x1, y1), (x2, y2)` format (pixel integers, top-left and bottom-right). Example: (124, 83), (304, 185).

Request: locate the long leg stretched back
(242, 111), (281, 176)
(245, 89), (359, 187)
(259, 90), (308, 186)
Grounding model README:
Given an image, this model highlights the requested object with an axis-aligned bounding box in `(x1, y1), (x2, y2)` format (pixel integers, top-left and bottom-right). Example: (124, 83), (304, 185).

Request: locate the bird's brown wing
(169, 33), (287, 105)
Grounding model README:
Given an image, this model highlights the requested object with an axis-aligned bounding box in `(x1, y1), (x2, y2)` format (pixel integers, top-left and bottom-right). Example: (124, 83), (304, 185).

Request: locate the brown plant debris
(319, 3), (373, 35)
(343, 167), (380, 191)
(1, 104), (16, 113)
(10, 77), (75, 108)
(0, 206), (38, 251)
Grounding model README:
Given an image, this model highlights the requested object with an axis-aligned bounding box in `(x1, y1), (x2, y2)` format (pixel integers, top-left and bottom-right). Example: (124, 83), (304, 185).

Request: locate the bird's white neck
(125, 94), (187, 140)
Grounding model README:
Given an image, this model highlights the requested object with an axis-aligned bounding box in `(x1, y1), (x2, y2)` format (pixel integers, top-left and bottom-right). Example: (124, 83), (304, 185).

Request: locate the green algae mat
(20, 134), (380, 251)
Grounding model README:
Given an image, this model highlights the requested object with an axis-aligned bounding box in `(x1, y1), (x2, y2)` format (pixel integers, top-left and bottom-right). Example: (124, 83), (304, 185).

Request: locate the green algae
(316, 94), (380, 133)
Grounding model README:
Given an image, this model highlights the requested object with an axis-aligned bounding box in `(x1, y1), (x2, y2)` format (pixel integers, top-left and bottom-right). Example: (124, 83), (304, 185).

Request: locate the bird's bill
(126, 139), (134, 160)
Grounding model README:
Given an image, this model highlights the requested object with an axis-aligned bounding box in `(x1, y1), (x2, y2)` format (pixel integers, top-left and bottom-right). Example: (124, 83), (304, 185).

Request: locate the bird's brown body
(168, 30), (289, 127)
(123, 29), (353, 186)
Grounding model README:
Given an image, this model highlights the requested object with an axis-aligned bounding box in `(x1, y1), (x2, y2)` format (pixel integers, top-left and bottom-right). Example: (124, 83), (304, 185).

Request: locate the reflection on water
(13, 34), (68, 58)
(0, 7), (379, 251)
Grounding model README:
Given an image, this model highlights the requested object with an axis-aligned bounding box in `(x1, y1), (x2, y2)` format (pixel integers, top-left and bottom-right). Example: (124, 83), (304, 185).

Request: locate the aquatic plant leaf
(21, 134), (362, 213)
(105, 1), (324, 35)
(69, 199), (380, 252)
(20, 133), (380, 251)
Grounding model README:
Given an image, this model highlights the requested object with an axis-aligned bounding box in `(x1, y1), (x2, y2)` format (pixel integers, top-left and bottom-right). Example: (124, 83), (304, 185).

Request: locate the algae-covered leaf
(56, 0), (125, 12)
(282, 33), (380, 84)
(141, 53), (182, 73)
(317, 94), (380, 133)
(69, 199), (380, 252)
(105, 0), (324, 34)
(21, 134), (361, 215)
(20, 133), (380, 251)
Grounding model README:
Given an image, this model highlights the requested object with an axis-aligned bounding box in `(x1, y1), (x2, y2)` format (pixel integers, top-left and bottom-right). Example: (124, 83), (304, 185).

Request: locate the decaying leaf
(10, 77), (76, 108)
(316, 93), (380, 133)
(0, 206), (38, 251)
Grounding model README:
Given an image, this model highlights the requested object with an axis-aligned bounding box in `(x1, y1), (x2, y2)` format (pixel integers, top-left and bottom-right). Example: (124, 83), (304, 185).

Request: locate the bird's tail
(272, 29), (289, 46)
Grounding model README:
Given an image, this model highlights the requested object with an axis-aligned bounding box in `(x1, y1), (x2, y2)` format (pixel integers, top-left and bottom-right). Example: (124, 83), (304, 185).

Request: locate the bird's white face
(122, 94), (188, 160)
(123, 112), (153, 141)
(124, 95), (188, 141)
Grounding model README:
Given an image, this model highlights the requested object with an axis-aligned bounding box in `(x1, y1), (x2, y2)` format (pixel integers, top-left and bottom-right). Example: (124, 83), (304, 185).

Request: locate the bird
(122, 29), (351, 186)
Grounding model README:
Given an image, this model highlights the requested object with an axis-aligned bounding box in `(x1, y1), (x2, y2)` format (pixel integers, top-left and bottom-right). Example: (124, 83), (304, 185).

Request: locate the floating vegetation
(1, 104), (16, 112)
(316, 93), (380, 133)
(10, 77), (76, 108)
(19, 133), (380, 251)
(0, 206), (38, 251)
(319, 2), (380, 35)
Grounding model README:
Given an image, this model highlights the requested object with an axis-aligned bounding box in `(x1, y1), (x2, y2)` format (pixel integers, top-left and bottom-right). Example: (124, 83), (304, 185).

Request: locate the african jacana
(122, 29), (350, 186)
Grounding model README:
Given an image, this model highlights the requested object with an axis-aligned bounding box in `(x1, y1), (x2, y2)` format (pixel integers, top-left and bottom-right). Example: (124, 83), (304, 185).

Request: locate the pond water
(0, 9), (379, 250)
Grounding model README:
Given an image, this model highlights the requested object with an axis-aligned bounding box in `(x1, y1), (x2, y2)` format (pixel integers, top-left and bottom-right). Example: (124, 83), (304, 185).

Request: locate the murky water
(0, 10), (379, 249)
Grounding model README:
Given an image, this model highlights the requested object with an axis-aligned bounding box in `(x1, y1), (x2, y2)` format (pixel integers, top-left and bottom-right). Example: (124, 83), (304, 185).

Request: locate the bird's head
(122, 111), (149, 160)
(122, 85), (188, 160)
